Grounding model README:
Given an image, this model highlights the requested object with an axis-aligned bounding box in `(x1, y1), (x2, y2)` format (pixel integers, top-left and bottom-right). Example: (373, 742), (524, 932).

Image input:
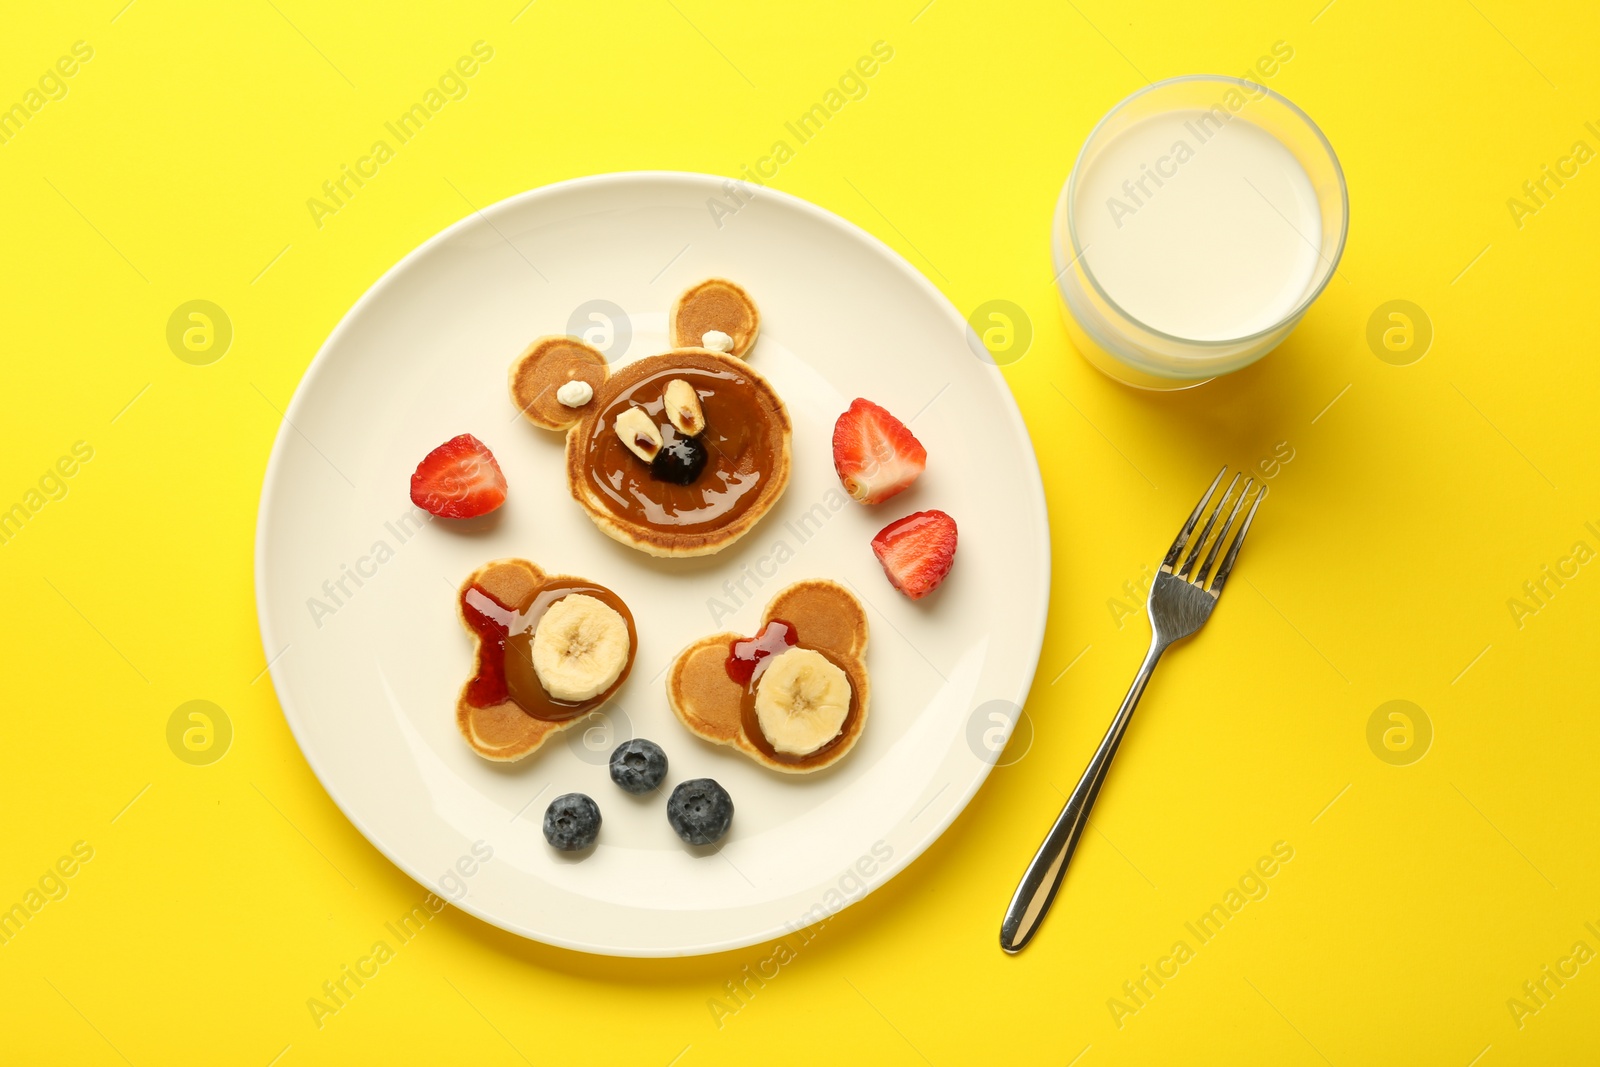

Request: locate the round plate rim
(253, 170), (1051, 956)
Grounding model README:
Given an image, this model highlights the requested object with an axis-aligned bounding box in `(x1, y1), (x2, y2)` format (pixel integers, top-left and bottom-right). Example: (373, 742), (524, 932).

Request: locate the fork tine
(1194, 477), (1253, 585)
(1177, 472), (1241, 579)
(1208, 484), (1267, 595)
(1162, 466), (1227, 571)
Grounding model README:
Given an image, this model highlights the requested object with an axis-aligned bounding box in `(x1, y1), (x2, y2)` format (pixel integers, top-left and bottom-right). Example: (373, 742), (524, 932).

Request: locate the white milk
(1072, 109), (1323, 342)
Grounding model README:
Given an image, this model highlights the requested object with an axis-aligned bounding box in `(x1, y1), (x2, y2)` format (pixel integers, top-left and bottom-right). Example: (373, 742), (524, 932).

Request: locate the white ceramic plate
(255, 172), (1049, 956)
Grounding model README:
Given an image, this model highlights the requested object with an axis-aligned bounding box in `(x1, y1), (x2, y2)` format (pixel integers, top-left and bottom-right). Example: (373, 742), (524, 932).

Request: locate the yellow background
(3, 0), (1597, 1062)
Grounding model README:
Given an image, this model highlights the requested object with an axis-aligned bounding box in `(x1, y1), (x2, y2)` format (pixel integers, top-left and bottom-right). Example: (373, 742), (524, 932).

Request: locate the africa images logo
(305, 41), (495, 229)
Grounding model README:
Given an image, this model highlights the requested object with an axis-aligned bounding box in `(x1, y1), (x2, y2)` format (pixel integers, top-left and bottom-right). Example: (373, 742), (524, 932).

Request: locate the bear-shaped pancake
(666, 579), (869, 774)
(455, 558), (636, 762)
(508, 279), (789, 557)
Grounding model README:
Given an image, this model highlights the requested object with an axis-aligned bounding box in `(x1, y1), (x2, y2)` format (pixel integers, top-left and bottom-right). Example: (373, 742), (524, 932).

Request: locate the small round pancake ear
(670, 278), (761, 358)
(472, 558), (547, 604)
(508, 336), (609, 430)
(762, 580), (868, 661)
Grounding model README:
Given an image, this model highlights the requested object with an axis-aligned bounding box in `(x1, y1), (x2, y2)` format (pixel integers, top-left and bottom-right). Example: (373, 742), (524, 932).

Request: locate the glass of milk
(1053, 75), (1348, 389)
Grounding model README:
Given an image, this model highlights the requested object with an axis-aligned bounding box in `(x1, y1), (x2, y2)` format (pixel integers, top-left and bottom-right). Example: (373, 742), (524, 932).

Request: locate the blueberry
(650, 431), (708, 485)
(543, 793), (601, 851)
(666, 778), (733, 846)
(609, 738), (668, 795)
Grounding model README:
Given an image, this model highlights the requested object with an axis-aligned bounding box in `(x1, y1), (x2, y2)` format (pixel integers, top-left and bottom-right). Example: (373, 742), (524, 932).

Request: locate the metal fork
(999, 466), (1266, 954)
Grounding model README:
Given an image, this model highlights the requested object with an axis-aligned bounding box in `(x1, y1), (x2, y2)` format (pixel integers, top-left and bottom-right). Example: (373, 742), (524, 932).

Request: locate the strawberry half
(409, 434), (507, 518)
(832, 398), (927, 505)
(871, 510), (957, 600)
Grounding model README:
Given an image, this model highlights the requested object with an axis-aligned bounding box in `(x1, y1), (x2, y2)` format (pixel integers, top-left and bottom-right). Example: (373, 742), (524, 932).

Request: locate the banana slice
(532, 594), (631, 702)
(753, 647), (852, 756)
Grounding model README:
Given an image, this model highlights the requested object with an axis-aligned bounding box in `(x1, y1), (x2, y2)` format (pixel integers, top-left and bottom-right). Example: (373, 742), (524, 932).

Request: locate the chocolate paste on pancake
(461, 579), (636, 722)
(583, 363), (780, 533)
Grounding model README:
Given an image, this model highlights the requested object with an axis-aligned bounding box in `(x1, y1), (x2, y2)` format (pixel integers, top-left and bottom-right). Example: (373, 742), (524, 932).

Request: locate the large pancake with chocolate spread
(666, 580), (869, 774)
(564, 348), (791, 557)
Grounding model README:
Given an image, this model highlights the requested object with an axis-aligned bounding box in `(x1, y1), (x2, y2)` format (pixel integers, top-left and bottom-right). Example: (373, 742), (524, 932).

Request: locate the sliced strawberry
(409, 434), (507, 518)
(831, 398), (927, 505)
(871, 510), (957, 600)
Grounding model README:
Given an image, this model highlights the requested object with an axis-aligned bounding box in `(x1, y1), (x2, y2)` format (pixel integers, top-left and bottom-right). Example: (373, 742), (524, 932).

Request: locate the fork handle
(1000, 643), (1165, 954)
